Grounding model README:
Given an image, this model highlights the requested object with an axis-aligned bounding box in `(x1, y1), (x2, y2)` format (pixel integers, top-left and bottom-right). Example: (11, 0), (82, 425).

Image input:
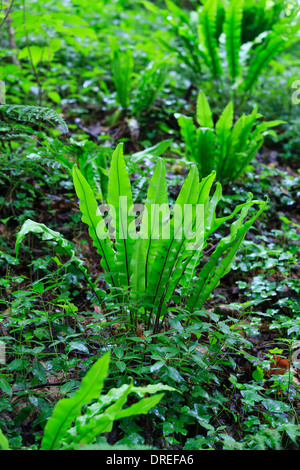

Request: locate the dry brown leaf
(264, 356), (290, 376)
(111, 322), (126, 335)
(195, 345), (208, 355)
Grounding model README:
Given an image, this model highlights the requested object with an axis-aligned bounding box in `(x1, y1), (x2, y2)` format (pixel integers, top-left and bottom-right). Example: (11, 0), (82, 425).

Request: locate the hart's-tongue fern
(177, 91), (283, 181)
(224, 0), (244, 82)
(16, 143), (268, 335)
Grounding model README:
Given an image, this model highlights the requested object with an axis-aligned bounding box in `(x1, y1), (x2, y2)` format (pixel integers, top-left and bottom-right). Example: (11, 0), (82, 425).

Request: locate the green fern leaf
(187, 196), (268, 312)
(139, 157), (169, 291)
(0, 104), (68, 133)
(170, 171), (216, 289)
(72, 165), (118, 290)
(224, 107), (258, 178)
(198, 0), (222, 78)
(41, 352), (110, 450)
(224, 0), (244, 81)
(215, 101), (234, 175)
(107, 143), (135, 289)
(130, 238), (146, 301)
(110, 40), (133, 110)
(197, 127), (216, 177)
(244, 32), (285, 91)
(147, 165), (200, 329)
(177, 114), (198, 163)
(196, 91), (214, 128)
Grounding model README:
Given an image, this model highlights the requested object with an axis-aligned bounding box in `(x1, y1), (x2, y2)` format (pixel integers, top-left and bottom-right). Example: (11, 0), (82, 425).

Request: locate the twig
(7, 16), (20, 65)
(0, 0), (15, 29)
(14, 381), (68, 391)
(22, 0), (43, 105)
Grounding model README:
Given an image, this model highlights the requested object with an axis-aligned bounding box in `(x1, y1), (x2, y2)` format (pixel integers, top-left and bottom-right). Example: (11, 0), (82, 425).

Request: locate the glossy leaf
(107, 143), (135, 289)
(196, 91), (214, 128)
(225, 0), (244, 81)
(72, 165), (118, 289)
(0, 429), (10, 450)
(187, 196), (268, 312)
(41, 352), (110, 450)
(198, 0), (222, 78)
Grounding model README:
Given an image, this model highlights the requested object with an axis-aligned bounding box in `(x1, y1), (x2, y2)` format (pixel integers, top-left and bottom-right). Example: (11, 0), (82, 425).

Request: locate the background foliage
(0, 0), (299, 451)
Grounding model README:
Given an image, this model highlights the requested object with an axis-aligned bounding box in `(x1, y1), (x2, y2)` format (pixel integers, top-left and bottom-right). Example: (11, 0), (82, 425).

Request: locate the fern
(154, 0), (205, 74)
(196, 91), (214, 128)
(158, 0), (299, 100)
(244, 23), (296, 91)
(147, 164), (201, 330)
(175, 114), (198, 163)
(73, 146), (267, 332)
(240, 0), (285, 43)
(197, 127), (216, 178)
(132, 59), (168, 117)
(0, 104), (68, 134)
(16, 143), (267, 334)
(224, 0), (244, 82)
(66, 140), (112, 203)
(110, 40), (168, 116)
(138, 157), (168, 292)
(177, 91), (283, 181)
(186, 198), (266, 312)
(110, 40), (133, 110)
(72, 164), (119, 293)
(198, 0), (222, 78)
(106, 144), (135, 289)
(215, 101), (234, 176)
(39, 352), (174, 450)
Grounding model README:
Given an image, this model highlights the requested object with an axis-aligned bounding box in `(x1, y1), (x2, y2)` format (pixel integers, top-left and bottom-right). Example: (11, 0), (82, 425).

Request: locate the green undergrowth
(0, 0), (300, 452)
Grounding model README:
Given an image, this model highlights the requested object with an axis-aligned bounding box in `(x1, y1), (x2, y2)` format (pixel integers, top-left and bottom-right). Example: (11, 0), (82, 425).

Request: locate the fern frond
(196, 91), (214, 128)
(244, 33), (283, 91)
(176, 114), (198, 163)
(169, 171), (216, 292)
(187, 196), (268, 312)
(224, 0), (244, 81)
(244, 13), (300, 92)
(197, 128), (216, 177)
(132, 59), (168, 116)
(110, 40), (133, 110)
(147, 165), (200, 331)
(139, 157), (169, 292)
(198, 0), (222, 78)
(215, 101), (234, 175)
(72, 165), (119, 291)
(0, 104), (68, 133)
(107, 143), (135, 289)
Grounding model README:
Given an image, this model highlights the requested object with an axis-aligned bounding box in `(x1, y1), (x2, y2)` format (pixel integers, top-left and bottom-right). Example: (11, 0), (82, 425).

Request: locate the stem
(0, 0), (15, 29)
(22, 0), (43, 105)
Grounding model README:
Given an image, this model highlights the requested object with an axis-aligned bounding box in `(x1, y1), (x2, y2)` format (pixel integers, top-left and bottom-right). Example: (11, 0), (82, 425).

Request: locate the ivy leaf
(261, 399), (291, 413)
(68, 341), (89, 355)
(166, 366), (184, 383)
(0, 378), (12, 397)
(32, 361), (47, 382)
